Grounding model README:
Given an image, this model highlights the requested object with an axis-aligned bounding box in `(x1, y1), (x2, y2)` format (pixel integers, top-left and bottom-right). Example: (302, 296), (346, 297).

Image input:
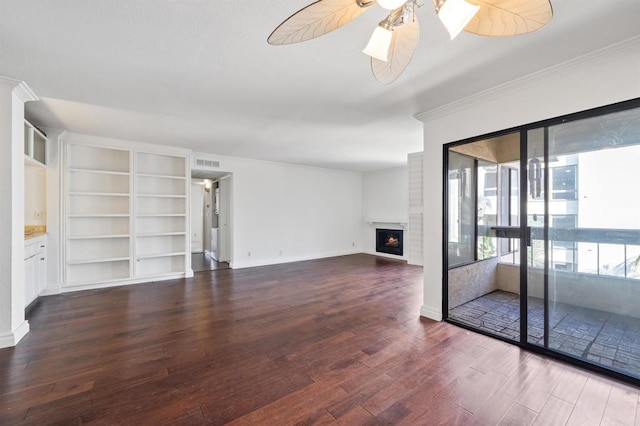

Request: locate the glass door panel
(519, 106), (640, 379)
(543, 107), (640, 378)
(446, 132), (521, 342)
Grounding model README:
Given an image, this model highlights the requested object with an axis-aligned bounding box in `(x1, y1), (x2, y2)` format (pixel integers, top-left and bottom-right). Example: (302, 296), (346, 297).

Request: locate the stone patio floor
(448, 290), (640, 377)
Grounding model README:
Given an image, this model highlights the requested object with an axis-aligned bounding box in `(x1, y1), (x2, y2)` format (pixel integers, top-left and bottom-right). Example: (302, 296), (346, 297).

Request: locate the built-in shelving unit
(65, 144), (132, 286)
(134, 151), (188, 278)
(63, 141), (189, 289)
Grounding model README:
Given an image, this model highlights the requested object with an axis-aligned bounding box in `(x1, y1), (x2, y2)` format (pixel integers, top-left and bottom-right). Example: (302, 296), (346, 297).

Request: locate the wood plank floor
(1, 254), (638, 425)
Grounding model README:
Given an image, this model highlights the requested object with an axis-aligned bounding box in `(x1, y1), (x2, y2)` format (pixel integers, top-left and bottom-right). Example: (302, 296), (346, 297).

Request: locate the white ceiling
(1, 1), (638, 172)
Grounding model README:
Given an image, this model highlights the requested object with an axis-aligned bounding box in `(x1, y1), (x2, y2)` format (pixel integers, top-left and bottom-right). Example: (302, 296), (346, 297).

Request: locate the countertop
(25, 225), (47, 241)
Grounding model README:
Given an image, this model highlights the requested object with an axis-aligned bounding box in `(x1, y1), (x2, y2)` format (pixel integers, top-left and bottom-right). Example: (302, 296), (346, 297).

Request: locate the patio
(448, 290), (640, 377)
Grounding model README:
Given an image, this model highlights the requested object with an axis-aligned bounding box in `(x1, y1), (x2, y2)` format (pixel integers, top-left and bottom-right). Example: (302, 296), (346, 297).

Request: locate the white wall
(0, 77), (37, 348)
(192, 154), (363, 269)
(361, 166), (408, 260)
(416, 37), (640, 321)
(24, 166), (46, 225)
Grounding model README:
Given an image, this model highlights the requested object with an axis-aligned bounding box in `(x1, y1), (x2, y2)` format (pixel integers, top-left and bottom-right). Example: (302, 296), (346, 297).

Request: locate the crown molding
(414, 35), (640, 123)
(0, 76), (38, 103)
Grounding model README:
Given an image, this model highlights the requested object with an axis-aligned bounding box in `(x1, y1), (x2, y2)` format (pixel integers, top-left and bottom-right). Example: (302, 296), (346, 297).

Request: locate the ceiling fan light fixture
(377, 0), (406, 10)
(362, 23), (393, 62)
(436, 0), (480, 40)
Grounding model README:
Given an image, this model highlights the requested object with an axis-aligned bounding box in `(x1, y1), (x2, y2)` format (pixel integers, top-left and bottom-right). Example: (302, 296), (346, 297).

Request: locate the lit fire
(385, 236), (399, 247)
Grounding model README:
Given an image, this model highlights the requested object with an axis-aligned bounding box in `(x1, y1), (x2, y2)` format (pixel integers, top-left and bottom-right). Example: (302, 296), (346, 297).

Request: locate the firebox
(376, 228), (403, 256)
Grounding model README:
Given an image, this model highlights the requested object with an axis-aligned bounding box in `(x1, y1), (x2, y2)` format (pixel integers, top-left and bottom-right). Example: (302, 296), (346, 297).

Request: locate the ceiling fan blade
(268, 0), (375, 45)
(371, 13), (419, 85)
(464, 0), (553, 36)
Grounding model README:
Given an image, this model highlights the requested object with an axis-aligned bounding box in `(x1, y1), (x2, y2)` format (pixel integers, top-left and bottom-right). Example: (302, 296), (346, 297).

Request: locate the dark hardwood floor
(1, 254), (638, 425)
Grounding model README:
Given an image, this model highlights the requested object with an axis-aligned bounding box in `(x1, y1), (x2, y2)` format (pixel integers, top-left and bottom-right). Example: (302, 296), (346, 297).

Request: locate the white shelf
(135, 213), (186, 217)
(69, 214), (130, 218)
(137, 173), (185, 180)
(68, 192), (130, 197)
(136, 194), (185, 198)
(136, 252), (186, 260)
(67, 256), (130, 265)
(136, 232), (186, 237)
(133, 272), (185, 280)
(64, 276), (131, 288)
(68, 168), (130, 176)
(68, 234), (130, 240)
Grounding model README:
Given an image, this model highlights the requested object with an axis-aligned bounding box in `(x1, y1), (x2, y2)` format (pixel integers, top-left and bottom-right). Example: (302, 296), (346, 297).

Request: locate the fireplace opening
(376, 228), (403, 256)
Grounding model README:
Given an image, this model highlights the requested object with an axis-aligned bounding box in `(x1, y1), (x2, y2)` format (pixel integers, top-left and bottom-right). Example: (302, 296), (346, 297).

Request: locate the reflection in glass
(477, 160), (497, 260)
(448, 152), (475, 267)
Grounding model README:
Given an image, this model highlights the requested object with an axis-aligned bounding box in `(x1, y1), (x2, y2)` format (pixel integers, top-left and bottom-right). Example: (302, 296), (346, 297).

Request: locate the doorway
(444, 99), (640, 382)
(190, 171), (232, 272)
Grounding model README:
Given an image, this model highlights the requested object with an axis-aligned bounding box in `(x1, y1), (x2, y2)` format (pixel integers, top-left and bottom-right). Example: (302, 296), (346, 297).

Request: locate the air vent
(193, 158), (220, 170)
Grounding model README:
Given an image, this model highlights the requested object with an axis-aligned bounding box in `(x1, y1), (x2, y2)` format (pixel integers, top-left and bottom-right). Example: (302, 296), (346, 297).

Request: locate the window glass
(477, 160), (497, 260)
(448, 152), (475, 267)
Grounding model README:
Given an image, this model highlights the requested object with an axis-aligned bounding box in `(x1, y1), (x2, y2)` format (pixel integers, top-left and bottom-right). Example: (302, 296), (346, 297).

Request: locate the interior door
(190, 184), (204, 253)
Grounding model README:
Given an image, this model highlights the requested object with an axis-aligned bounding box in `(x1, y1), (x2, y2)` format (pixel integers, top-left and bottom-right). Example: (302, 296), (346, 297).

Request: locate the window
(551, 165), (577, 200)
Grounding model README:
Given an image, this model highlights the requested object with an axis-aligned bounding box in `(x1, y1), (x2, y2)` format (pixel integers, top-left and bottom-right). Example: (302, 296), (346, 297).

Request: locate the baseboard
(60, 273), (186, 293)
(231, 249), (360, 269)
(420, 305), (442, 321)
(40, 284), (61, 296)
(0, 320), (30, 348)
(407, 257), (424, 266)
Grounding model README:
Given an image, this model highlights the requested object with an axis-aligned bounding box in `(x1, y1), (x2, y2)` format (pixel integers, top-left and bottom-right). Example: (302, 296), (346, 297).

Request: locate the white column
(419, 137), (443, 321)
(0, 77), (38, 348)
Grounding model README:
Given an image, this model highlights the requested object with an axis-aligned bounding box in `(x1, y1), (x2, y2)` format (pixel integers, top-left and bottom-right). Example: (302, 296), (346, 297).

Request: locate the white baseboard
(60, 273), (186, 293)
(420, 305), (442, 321)
(231, 249), (360, 269)
(40, 284), (61, 296)
(0, 320), (30, 348)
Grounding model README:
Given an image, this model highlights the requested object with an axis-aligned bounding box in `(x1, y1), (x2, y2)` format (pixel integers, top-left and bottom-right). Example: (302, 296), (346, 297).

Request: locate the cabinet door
(24, 255), (36, 306)
(37, 247), (47, 295)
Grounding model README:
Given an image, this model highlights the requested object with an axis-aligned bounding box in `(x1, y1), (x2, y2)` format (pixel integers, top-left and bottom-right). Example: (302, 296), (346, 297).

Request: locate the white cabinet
(24, 235), (47, 306)
(24, 120), (47, 167)
(63, 142), (188, 288)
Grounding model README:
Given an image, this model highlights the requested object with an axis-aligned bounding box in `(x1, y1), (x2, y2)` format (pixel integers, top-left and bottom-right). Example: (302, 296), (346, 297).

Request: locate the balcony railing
(486, 227), (640, 279)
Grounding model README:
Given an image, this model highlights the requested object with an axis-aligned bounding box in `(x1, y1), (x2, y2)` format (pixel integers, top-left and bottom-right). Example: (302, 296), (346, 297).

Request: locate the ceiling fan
(268, 0), (553, 84)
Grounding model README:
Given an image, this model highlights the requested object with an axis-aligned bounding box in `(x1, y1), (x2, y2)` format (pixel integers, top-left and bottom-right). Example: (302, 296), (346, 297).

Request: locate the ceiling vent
(193, 157), (220, 171)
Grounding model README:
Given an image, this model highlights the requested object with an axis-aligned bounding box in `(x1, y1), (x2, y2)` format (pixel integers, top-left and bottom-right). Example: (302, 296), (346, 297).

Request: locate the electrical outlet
(247, 252), (251, 257)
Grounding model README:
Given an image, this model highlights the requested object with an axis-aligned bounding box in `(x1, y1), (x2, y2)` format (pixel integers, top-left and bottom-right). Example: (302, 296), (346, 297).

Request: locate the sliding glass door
(445, 99), (640, 381)
(526, 105), (640, 379)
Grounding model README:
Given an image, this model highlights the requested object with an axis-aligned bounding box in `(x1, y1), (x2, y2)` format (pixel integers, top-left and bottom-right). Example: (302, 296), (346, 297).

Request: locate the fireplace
(376, 228), (403, 256)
